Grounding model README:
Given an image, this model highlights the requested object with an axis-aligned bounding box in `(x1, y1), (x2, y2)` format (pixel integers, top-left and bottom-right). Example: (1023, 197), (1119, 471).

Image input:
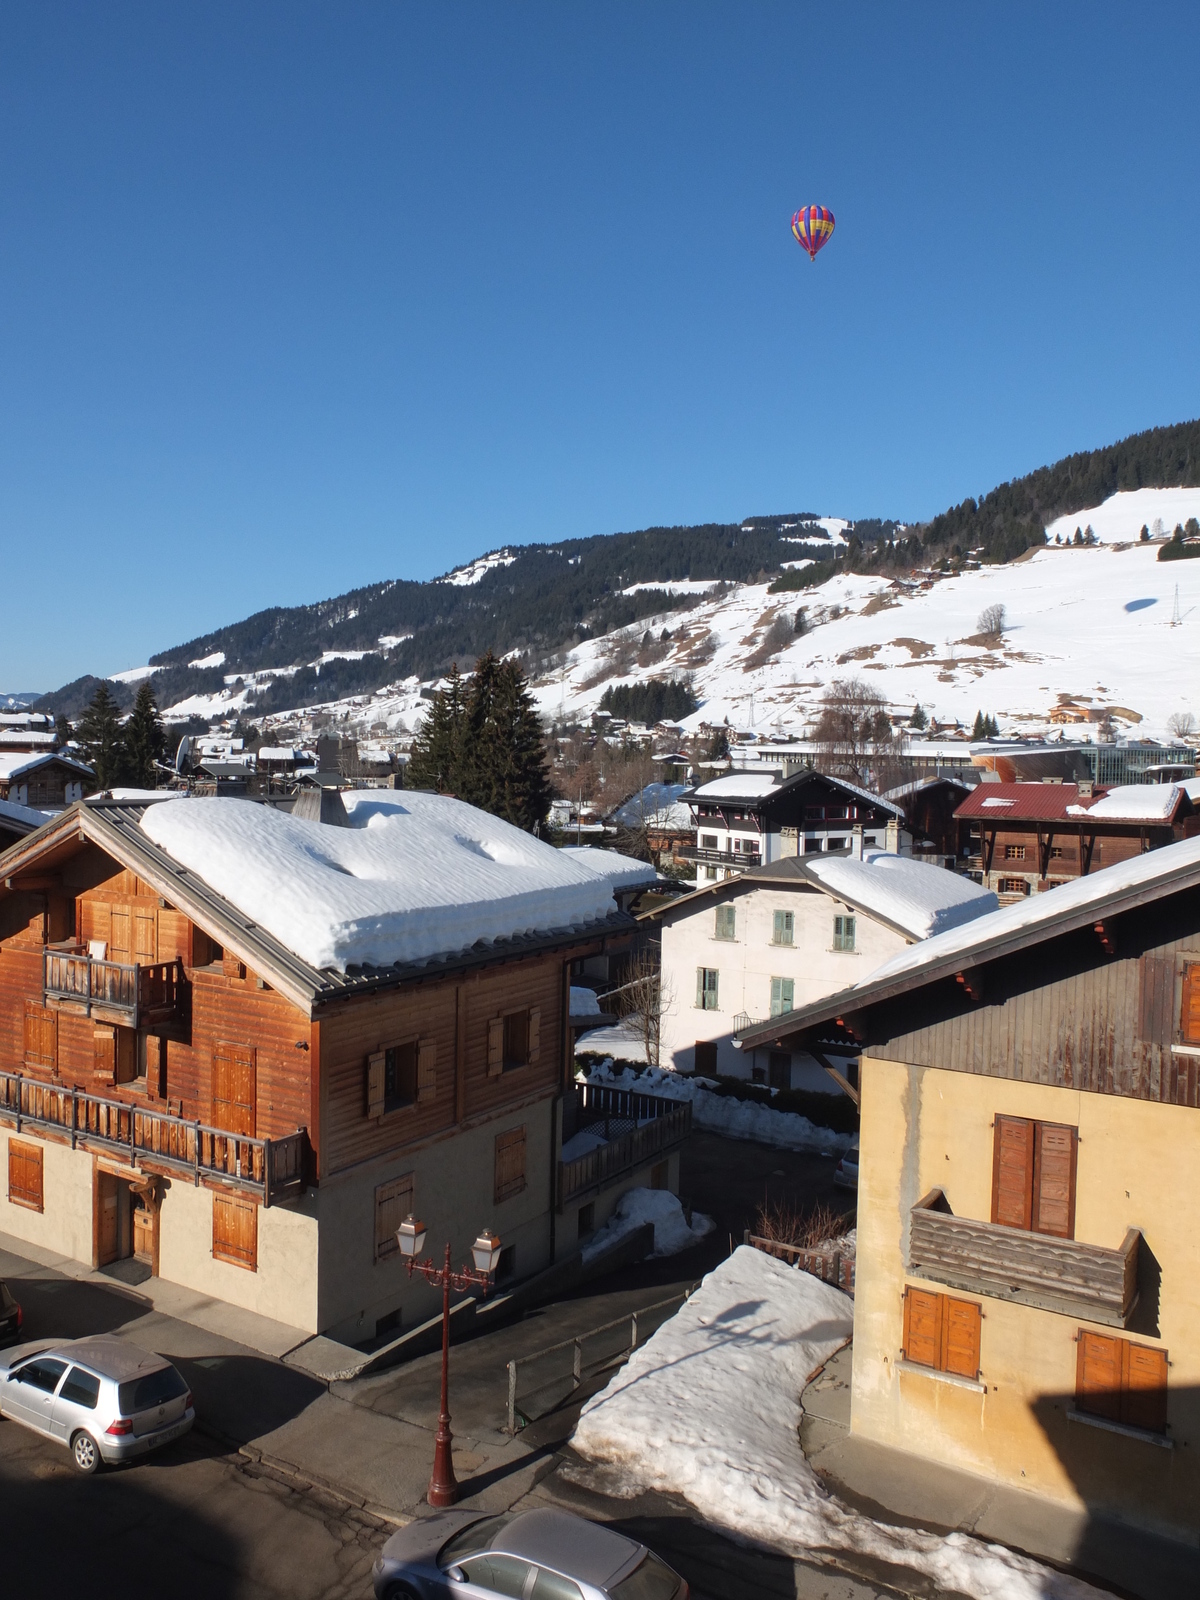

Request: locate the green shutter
(770, 977), (782, 1016)
(781, 978), (794, 1012)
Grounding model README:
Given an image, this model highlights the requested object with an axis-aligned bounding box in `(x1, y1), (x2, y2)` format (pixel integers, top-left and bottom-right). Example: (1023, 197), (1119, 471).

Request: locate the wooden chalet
(738, 841), (1200, 1546)
(956, 780), (1197, 901)
(0, 796), (682, 1344)
(0, 751), (93, 810)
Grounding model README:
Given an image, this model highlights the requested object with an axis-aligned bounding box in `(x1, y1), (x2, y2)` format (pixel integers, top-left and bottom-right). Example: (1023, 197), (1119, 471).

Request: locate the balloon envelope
(791, 205), (835, 261)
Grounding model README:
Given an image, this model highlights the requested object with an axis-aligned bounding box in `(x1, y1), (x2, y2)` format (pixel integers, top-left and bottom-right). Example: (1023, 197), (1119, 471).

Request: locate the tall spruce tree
(124, 680), (166, 787)
(77, 683), (127, 790)
(406, 663), (467, 793)
(462, 653), (553, 833)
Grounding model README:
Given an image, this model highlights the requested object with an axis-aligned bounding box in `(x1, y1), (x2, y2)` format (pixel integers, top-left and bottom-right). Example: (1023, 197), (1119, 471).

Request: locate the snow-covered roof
(139, 791), (623, 972)
(1065, 783), (1183, 822)
(692, 773), (782, 800)
(256, 746), (304, 762)
(104, 788), (184, 803)
(802, 849), (997, 940)
(0, 797), (51, 830)
(608, 782), (689, 830)
(559, 846), (658, 889)
(0, 731), (57, 749)
(958, 779), (1185, 824)
(0, 751), (93, 781)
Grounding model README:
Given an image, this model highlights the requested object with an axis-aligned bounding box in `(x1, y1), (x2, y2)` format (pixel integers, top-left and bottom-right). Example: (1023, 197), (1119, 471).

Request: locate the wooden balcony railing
(676, 844), (761, 868)
(0, 1068), (305, 1207)
(43, 949), (186, 1029)
(559, 1083), (691, 1208)
(908, 1188), (1139, 1328)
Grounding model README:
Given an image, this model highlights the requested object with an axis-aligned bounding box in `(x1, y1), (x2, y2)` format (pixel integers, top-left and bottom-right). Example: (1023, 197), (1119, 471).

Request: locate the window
(695, 968), (719, 1010)
(60, 1367), (101, 1410)
(694, 1040), (717, 1075)
(1076, 1331), (1168, 1434)
(997, 878), (1030, 896)
(826, 836), (847, 851)
(213, 1042), (256, 1134)
(699, 833), (718, 850)
(832, 915), (856, 952)
(8, 1139), (43, 1213)
(611, 1553), (684, 1600)
(94, 1024), (137, 1085)
(374, 1173), (415, 1261)
(1050, 846), (1065, 859)
(212, 1193), (258, 1270)
(772, 910), (794, 946)
(902, 1287), (982, 1380)
(704, 866), (719, 881)
(15, 1356), (67, 1394)
(769, 977), (794, 1017)
(23, 1002), (57, 1071)
(991, 1115), (1077, 1238)
(1004, 844), (1027, 861)
(714, 903), (736, 941)
(577, 1202), (595, 1239)
(118, 1366), (187, 1414)
(1181, 962), (1200, 1044)
(459, 1556), (532, 1597)
(495, 1126), (527, 1203)
(804, 835), (821, 853)
(367, 1038), (437, 1112)
(487, 1010), (541, 1077)
(386, 1041), (418, 1109)
(769, 1051), (791, 1089)
(531, 1570), (584, 1600)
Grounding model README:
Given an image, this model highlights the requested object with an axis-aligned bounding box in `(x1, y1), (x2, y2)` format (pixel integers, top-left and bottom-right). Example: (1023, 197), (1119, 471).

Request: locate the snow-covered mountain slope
(1044, 487), (1200, 544)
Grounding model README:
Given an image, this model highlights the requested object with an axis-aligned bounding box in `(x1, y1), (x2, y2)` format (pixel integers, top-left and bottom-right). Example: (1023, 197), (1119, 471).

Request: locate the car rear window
(60, 1367), (101, 1410)
(610, 1553), (682, 1600)
(118, 1364), (188, 1414)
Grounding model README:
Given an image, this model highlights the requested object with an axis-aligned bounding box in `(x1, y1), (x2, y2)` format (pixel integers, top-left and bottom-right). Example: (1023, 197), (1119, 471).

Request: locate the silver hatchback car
(0, 1334), (194, 1474)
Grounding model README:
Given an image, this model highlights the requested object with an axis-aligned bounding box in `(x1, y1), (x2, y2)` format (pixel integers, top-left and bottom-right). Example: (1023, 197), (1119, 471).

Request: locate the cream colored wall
(659, 886), (908, 1079)
(314, 1098), (557, 1343)
(0, 1130), (94, 1263)
(853, 1057), (1200, 1539)
(555, 1148), (681, 1262)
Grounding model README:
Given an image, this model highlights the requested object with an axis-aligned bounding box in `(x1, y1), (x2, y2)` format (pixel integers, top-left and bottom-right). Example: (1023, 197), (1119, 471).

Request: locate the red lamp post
(396, 1214), (502, 1508)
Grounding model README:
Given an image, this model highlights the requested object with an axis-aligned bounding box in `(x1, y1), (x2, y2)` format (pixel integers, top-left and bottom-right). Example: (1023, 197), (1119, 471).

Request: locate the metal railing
(505, 1288), (695, 1434)
(559, 1084), (692, 1207)
(43, 950), (185, 1029)
(0, 1068), (305, 1207)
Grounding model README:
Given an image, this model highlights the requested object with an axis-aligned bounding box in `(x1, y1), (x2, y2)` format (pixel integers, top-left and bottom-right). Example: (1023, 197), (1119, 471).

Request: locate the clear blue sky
(3, 4), (1199, 690)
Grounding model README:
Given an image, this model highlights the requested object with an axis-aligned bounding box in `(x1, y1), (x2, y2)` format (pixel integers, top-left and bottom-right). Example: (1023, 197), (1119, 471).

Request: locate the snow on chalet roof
(560, 846), (658, 889)
(608, 783), (690, 831)
(139, 792), (622, 972)
(692, 773), (781, 801)
(956, 780), (1185, 824)
(0, 797), (51, 829)
(0, 750), (93, 781)
(1066, 783), (1183, 822)
(803, 849), (997, 940)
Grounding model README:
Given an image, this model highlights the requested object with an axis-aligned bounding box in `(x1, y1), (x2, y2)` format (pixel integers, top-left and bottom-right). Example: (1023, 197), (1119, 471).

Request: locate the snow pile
(574, 1247), (1104, 1600)
(139, 791), (621, 972)
(580, 1062), (854, 1154)
(1067, 782), (1180, 821)
(1044, 486), (1200, 545)
(569, 986), (602, 1016)
(805, 849), (997, 939)
(581, 1188), (713, 1264)
(560, 846), (658, 890)
(692, 772), (781, 800)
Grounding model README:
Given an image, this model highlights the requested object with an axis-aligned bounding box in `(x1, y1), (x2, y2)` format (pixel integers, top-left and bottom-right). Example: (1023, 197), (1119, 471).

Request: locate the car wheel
(70, 1431), (101, 1475)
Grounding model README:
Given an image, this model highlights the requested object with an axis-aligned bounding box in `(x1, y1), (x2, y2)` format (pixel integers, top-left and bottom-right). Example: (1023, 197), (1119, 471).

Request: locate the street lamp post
(396, 1214), (502, 1508)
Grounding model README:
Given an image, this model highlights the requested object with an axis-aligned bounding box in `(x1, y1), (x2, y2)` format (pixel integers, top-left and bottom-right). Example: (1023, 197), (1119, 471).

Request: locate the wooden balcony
(908, 1189), (1139, 1328)
(43, 948), (186, 1030)
(0, 1068), (305, 1207)
(559, 1082), (692, 1208)
(676, 844), (762, 869)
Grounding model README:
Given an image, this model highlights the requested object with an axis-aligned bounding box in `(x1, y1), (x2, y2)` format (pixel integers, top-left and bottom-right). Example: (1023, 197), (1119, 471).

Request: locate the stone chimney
(851, 824), (864, 859)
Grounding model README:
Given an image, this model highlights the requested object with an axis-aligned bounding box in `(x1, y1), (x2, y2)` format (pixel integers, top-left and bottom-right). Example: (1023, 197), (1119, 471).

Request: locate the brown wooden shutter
(1138, 954), (1175, 1044)
(902, 1286), (941, 1368)
(527, 1007), (541, 1064)
(942, 1297), (982, 1380)
(8, 1139), (44, 1212)
(134, 909), (157, 964)
(494, 1126), (527, 1203)
(991, 1115), (1034, 1230)
(109, 906), (132, 964)
(417, 1042), (437, 1105)
(487, 1017), (505, 1078)
(1181, 963), (1200, 1044)
(374, 1174), (414, 1260)
(113, 1027), (138, 1086)
(212, 1044), (256, 1135)
(366, 1050), (386, 1119)
(1032, 1122), (1077, 1239)
(93, 1025), (117, 1083)
(1076, 1330), (1123, 1422)
(24, 1002), (57, 1070)
(212, 1193), (258, 1270)
(1122, 1341), (1168, 1432)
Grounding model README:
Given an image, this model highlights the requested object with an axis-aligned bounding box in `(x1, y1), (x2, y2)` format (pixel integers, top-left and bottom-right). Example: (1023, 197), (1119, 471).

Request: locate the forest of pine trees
(75, 680), (166, 790)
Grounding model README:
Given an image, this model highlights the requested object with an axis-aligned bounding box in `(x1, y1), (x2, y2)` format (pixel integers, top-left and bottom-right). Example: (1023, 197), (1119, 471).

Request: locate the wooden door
(132, 1198), (154, 1260)
(97, 1172), (119, 1266)
(213, 1044), (256, 1136)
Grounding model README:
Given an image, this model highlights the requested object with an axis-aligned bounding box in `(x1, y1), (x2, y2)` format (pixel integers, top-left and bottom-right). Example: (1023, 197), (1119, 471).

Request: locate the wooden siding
(860, 897), (1200, 1108)
(318, 952), (566, 1178)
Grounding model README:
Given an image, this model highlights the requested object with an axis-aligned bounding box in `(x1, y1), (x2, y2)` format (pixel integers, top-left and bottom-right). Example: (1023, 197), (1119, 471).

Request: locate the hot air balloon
(792, 204), (835, 262)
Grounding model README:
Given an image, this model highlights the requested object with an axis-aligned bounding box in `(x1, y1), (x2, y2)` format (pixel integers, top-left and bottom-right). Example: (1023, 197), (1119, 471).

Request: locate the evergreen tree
(406, 664), (467, 793)
(985, 713), (999, 737)
(54, 713), (72, 746)
(124, 681), (166, 788)
(76, 683), (127, 790)
(909, 703), (928, 730)
(461, 652), (553, 832)
(972, 710), (986, 739)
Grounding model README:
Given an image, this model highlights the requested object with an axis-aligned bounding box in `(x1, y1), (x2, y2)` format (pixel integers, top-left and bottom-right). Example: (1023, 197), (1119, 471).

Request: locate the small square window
(714, 904), (736, 941)
(700, 833), (718, 850)
(772, 910), (794, 946)
(833, 915), (856, 952)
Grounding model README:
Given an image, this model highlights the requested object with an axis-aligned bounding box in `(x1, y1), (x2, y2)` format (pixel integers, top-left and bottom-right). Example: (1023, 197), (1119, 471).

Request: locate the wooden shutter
(366, 1050), (386, 1118)
(212, 1044), (256, 1135)
(527, 1008), (541, 1064)
(487, 1017), (505, 1078)
(417, 1042), (437, 1104)
(113, 1027), (138, 1086)
(374, 1174), (414, 1260)
(134, 909), (157, 964)
(942, 1297), (982, 1380)
(991, 1115), (1034, 1230)
(1122, 1342), (1168, 1433)
(1181, 963), (1200, 1045)
(93, 1025), (117, 1083)
(1076, 1331), (1123, 1422)
(212, 1193), (258, 1270)
(24, 1002), (57, 1070)
(109, 906), (132, 965)
(1138, 954), (1175, 1044)
(8, 1138), (44, 1212)
(902, 1286), (942, 1368)
(1032, 1122), (1077, 1238)
(494, 1126), (527, 1203)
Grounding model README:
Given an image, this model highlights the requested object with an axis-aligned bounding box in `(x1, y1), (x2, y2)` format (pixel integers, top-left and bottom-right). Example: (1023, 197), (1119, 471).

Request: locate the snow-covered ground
(439, 550), (517, 586)
(580, 1187), (713, 1263)
(573, 1247), (1104, 1600)
(578, 1061), (855, 1154)
(1045, 486), (1200, 545)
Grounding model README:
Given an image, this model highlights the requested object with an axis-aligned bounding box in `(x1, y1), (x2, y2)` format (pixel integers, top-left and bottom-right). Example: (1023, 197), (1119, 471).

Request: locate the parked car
(0, 1281), (22, 1347)
(833, 1140), (859, 1190)
(373, 1506), (688, 1600)
(0, 1334), (193, 1474)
